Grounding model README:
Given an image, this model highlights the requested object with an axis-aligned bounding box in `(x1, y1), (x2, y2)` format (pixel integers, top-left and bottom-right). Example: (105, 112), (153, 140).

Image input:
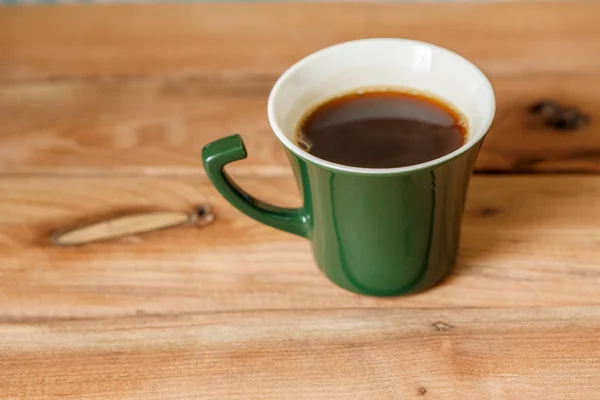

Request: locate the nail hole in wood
(195, 205), (215, 226)
(432, 321), (453, 332)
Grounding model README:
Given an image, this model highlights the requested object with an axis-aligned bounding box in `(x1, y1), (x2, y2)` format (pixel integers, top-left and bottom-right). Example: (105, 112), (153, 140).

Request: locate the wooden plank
(1, 307), (599, 399)
(1, 72), (599, 175)
(1, 175), (600, 320)
(1, 2), (599, 81)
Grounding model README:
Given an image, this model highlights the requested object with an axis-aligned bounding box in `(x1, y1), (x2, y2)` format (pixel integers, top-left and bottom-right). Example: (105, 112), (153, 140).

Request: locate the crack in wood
(50, 206), (214, 246)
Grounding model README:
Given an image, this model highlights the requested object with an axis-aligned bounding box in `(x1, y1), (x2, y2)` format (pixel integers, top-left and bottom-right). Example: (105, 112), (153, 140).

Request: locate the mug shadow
(445, 175), (590, 282)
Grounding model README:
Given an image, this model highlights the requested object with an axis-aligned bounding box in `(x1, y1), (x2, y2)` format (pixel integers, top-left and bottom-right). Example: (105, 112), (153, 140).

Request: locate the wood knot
(479, 207), (501, 217)
(195, 205), (215, 227)
(417, 386), (428, 396)
(529, 100), (589, 131)
(50, 205), (215, 246)
(432, 321), (453, 332)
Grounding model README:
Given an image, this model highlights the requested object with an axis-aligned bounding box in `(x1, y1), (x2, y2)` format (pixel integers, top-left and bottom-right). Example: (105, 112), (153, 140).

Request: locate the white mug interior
(267, 38), (496, 174)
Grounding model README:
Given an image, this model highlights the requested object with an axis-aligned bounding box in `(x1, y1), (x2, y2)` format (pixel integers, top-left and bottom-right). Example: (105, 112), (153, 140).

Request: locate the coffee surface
(296, 90), (466, 168)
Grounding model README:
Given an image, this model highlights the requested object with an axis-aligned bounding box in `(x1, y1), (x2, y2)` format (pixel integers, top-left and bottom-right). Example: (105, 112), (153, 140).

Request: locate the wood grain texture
(1, 307), (599, 399)
(1, 72), (599, 175)
(1, 2), (599, 80)
(0, 73), (600, 175)
(0, 75), (287, 176)
(2, 3), (600, 397)
(1, 175), (600, 320)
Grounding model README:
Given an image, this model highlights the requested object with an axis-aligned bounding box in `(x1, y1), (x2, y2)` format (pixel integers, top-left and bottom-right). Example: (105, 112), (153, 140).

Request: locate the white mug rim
(267, 38), (496, 175)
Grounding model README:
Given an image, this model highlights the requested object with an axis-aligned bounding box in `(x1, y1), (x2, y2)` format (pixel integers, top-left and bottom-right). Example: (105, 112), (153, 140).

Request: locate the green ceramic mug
(202, 39), (495, 296)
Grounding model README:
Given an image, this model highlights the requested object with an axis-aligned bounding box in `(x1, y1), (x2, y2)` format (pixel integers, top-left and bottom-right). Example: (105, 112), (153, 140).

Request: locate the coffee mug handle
(202, 134), (310, 238)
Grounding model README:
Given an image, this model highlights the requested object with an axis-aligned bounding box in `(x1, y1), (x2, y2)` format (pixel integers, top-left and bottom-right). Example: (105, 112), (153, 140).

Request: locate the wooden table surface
(1, 1), (600, 398)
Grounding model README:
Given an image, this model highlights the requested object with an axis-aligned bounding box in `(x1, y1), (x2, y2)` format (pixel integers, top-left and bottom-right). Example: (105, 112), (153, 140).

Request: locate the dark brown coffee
(296, 90), (467, 168)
